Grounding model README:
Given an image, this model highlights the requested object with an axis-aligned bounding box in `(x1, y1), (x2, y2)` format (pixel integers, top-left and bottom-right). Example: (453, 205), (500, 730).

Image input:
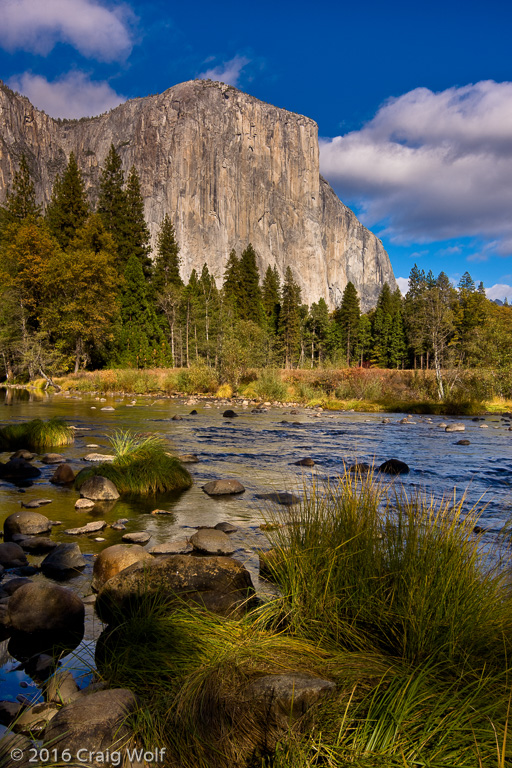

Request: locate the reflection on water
(0, 391), (511, 702)
(0, 386), (47, 405)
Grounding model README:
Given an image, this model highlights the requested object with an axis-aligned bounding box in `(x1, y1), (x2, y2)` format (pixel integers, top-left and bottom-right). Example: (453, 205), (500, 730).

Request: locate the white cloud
(396, 277), (409, 295)
(485, 284), (512, 301)
(319, 81), (512, 255)
(198, 55), (249, 87)
(9, 71), (125, 118)
(0, 0), (133, 61)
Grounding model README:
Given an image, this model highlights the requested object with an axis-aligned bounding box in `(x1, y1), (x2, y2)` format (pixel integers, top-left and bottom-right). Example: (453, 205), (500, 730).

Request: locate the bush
(0, 417), (74, 451)
(175, 364), (218, 395)
(252, 370), (287, 402)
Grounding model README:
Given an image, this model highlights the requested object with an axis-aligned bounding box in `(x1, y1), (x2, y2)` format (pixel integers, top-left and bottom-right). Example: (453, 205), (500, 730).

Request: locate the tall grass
(0, 417), (73, 451)
(75, 430), (192, 495)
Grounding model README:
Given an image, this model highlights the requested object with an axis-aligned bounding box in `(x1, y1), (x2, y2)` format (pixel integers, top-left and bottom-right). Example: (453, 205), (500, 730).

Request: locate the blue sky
(1, 0), (512, 300)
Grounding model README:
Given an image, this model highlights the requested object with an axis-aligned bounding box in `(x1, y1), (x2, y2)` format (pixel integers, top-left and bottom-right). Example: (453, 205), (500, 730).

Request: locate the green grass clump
(251, 369), (288, 402)
(0, 417), (73, 451)
(75, 430), (192, 495)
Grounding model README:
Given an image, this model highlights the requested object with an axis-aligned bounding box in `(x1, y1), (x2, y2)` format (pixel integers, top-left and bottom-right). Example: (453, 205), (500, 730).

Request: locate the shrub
(0, 417), (74, 451)
(175, 364), (218, 395)
(252, 370), (287, 402)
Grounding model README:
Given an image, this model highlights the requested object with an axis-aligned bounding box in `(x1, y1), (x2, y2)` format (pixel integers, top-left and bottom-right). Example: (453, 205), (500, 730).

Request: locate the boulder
(46, 671), (79, 705)
(445, 422), (465, 432)
(96, 554), (256, 625)
(121, 531), (151, 545)
(10, 450), (35, 461)
(149, 541), (192, 555)
(4, 511), (52, 540)
(41, 454), (66, 464)
(79, 475), (120, 501)
(8, 582), (84, 634)
(214, 521), (238, 533)
(202, 479), (245, 496)
(294, 458), (315, 466)
(0, 542), (27, 568)
(41, 544), (86, 577)
(83, 453), (115, 462)
(378, 459), (410, 475)
(91, 544), (153, 592)
(16, 536), (57, 555)
(190, 529), (236, 555)
(1, 577), (33, 596)
(43, 689), (137, 756)
(171, 415), (182, 420)
(65, 521), (107, 535)
(0, 458), (41, 481)
(222, 409), (238, 418)
(244, 673), (335, 730)
(14, 702), (59, 734)
(0, 732), (33, 768)
(50, 463), (75, 484)
(456, 439), (471, 445)
(75, 498), (95, 510)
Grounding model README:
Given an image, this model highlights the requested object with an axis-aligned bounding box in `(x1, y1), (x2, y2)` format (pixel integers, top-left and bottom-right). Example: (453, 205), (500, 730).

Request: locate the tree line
(0, 149), (510, 389)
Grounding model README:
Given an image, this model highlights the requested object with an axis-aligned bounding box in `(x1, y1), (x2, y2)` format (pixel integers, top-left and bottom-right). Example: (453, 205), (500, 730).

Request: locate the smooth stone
(0, 458), (41, 480)
(222, 409), (239, 418)
(480, 424), (489, 428)
(14, 702), (59, 733)
(65, 521), (107, 535)
(151, 508), (173, 515)
(294, 458), (315, 466)
(79, 475), (120, 501)
(189, 409), (198, 415)
(171, 415), (183, 420)
(190, 529), (235, 555)
(41, 454), (66, 464)
(445, 423), (465, 432)
(91, 544), (153, 592)
(8, 582), (84, 634)
(96, 555), (256, 624)
(456, 439), (471, 445)
(202, 479), (246, 496)
(243, 673), (336, 730)
(10, 450), (35, 461)
(378, 459), (410, 475)
(46, 670), (79, 705)
(121, 531), (151, 545)
(1, 577), (33, 596)
(110, 522), (126, 530)
(43, 689), (137, 756)
(41, 543), (87, 576)
(256, 491), (300, 506)
(83, 453), (115, 462)
(21, 499), (51, 509)
(0, 542), (28, 568)
(4, 511), (52, 540)
(17, 536), (57, 554)
(75, 498), (95, 510)
(50, 463), (75, 485)
(214, 521), (238, 534)
(149, 540), (192, 555)
(178, 454), (200, 463)
(100, 406), (115, 411)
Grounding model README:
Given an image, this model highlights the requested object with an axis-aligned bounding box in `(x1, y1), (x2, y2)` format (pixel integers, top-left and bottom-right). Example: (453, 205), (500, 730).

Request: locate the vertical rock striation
(0, 79), (396, 309)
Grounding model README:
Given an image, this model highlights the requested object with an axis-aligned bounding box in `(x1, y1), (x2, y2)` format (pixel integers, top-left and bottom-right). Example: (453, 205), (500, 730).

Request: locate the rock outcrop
(0, 79), (396, 309)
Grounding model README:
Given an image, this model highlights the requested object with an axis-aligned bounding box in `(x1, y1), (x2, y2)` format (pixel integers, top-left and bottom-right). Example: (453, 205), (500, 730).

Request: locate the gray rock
(0, 458), (41, 481)
(222, 409), (238, 418)
(214, 521), (238, 533)
(96, 555), (256, 624)
(190, 529), (236, 555)
(456, 439), (471, 445)
(46, 671), (79, 705)
(0, 731), (33, 767)
(43, 689), (137, 756)
(75, 498), (95, 509)
(378, 459), (410, 475)
(50, 463), (75, 484)
(8, 582), (84, 634)
(0, 542), (27, 568)
(41, 453), (66, 464)
(10, 450), (35, 461)
(243, 673), (335, 731)
(1, 577), (33, 596)
(16, 536), (57, 554)
(4, 511), (52, 539)
(91, 544), (153, 592)
(256, 491), (300, 505)
(202, 479), (245, 495)
(83, 453), (115, 462)
(65, 521), (107, 535)
(41, 543), (86, 576)
(445, 422), (466, 432)
(14, 702), (59, 734)
(111, 522), (126, 530)
(178, 454), (200, 463)
(121, 531), (151, 545)
(100, 406), (115, 411)
(79, 475), (120, 501)
(294, 457), (315, 466)
(149, 540), (192, 555)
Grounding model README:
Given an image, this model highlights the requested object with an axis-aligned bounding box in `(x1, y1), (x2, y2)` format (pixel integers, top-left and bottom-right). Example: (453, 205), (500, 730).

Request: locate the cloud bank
(0, 0), (133, 61)
(198, 55), (249, 87)
(9, 71), (125, 119)
(319, 81), (512, 255)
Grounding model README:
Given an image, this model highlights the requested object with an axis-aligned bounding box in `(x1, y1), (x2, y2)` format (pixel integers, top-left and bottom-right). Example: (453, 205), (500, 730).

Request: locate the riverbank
(51, 366), (512, 416)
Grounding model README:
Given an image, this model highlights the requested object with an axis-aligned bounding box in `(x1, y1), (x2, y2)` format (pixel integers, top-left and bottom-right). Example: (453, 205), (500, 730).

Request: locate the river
(0, 388), (511, 711)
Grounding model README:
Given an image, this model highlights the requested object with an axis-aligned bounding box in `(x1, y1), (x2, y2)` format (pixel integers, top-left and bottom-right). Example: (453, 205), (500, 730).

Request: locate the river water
(0, 388), (511, 710)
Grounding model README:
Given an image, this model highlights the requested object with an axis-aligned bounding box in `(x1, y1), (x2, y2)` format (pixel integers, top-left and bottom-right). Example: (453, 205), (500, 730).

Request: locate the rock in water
(0, 80), (396, 310)
(79, 475), (120, 501)
(4, 511), (51, 540)
(202, 479), (245, 495)
(91, 544), (153, 592)
(8, 582), (84, 634)
(378, 459), (410, 475)
(190, 529), (236, 555)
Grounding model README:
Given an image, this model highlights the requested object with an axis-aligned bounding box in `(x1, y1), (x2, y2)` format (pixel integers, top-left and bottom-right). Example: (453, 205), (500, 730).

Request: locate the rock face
(0, 79), (396, 310)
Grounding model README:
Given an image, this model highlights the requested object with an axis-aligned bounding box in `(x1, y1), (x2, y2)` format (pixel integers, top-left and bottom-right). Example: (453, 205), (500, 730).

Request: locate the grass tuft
(75, 430), (192, 496)
(0, 417), (74, 452)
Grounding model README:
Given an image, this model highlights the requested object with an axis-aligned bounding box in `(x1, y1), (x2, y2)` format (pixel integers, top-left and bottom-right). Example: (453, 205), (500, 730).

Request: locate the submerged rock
(256, 491), (300, 505)
(202, 479), (245, 495)
(378, 459), (410, 475)
(294, 458), (315, 466)
(0, 458), (41, 481)
(445, 422), (465, 432)
(222, 409), (238, 418)
(65, 521), (107, 535)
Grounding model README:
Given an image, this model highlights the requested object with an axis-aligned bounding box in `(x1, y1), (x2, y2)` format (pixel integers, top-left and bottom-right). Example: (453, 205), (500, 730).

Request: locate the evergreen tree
(45, 152), (89, 250)
(262, 265), (281, 336)
(198, 263), (220, 365)
(335, 281), (361, 365)
(355, 315), (372, 366)
(424, 272), (456, 398)
(97, 144), (130, 269)
(278, 266), (301, 368)
(125, 166), (152, 278)
(306, 298), (331, 366)
(222, 249), (242, 316)
(4, 154), (40, 226)
(153, 214), (183, 293)
(118, 255), (163, 368)
(238, 243), (263, 325)
(403, 264), (427, 368)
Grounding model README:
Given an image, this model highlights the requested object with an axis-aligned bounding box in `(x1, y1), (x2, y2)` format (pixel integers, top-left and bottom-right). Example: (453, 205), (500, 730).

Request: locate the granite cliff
(0, 79), (396, 309)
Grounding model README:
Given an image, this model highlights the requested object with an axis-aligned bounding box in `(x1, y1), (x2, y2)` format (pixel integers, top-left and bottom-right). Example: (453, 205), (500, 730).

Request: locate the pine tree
(153, 214), (183, 293)
(125, 166), (152, 278)
(355, 315), (372, 366)
(278, 266), (301, 368)
(306, 298), (331, 365)
(4, 154), (41, 226)
(222, 249), (242, 316)
(404, 264), (427, 368)
(45, 152), (89, 250)
(97, 144), (130, 269)
(238, 243), (263, 325)
(262, 265), (281, 335)
(335, 281), (361, 366)
(118, 255), (163, 368)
